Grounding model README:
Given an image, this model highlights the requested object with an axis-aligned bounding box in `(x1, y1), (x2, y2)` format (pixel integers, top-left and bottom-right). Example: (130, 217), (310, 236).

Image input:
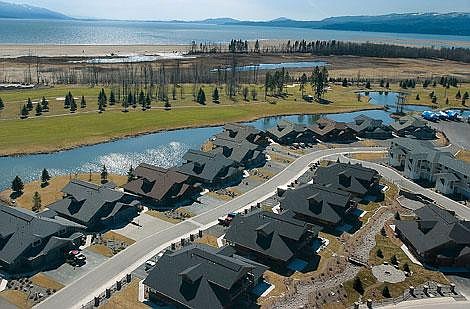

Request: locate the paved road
(429, 120), (470, 150)
(35, 146), (384, 309)
(328, 155), (470, 220)
(379, 297), (470, 309)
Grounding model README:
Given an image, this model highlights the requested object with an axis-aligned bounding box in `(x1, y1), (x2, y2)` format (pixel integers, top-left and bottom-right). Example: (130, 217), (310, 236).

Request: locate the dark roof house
(314, 162), (381, 198)
(215, 123), (270, 146)
(0, 203), (85, 273)
(210, 138), (266, 168)
(390, 116), (436, 139)
(395, 204), (470, 268)
(279, 183), (357, 227)
(347, 115), (393, 140)
(143, 244), (267, 309)
(309, 118), (356, 142)
(124, 163), (199, 205)
(174, 150), (243, 188)
(266, 121), (314, 145)
(48, 180), (140, 230)
(224, 210), (319, 267)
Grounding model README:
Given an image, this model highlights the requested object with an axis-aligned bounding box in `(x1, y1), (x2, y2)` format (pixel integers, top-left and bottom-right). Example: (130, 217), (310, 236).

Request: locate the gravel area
(372, 264), (406, 284)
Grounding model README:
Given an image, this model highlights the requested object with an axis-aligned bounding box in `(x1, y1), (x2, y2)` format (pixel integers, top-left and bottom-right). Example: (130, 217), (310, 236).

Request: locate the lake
(0, 109), (393, 190)
(362, 91), (430, 112)
(212, 61), (328, 72)
(0, 19), (469, 47)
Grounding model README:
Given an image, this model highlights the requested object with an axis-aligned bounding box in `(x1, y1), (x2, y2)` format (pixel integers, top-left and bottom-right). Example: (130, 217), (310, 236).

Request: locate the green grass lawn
(0, 84), (376, 155)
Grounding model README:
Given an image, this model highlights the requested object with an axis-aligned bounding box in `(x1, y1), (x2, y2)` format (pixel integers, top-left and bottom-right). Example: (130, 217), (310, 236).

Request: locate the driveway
(429, 121), (470, 149)
(113, 213), (174, 241)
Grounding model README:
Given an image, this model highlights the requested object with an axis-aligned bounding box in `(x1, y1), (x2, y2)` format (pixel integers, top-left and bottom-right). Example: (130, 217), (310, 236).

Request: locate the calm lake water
(213, 61), (328, 72)
(362, 91), (430, 112)
(0, 19), (469, 47)
(0, 110), (393, 190)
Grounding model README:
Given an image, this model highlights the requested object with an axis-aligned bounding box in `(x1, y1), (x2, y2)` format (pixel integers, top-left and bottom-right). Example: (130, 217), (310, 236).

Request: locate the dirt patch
(30, 274), (64, 291)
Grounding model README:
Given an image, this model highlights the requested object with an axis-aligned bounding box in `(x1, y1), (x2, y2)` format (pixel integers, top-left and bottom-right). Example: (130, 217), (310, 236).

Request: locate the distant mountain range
(0, 1), (70, 19)
(0, 0), (468, 37)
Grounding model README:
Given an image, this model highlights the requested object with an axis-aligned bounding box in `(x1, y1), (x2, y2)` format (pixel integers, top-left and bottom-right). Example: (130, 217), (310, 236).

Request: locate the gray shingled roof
(314, 162), (380, 197)
(395, 204), (470, 255)
(225, 210), (319, 263)
(280, 183), (354, 225)
(390, 116), (427, 132)
(48, 180), (139, 227)
(210, 138), (264, 166)
(0, 203), (84, 268)
(309, 118), (349, 136)
(124, 163), (195, 202)
(266, 120), (307, 140)
(215, 123), (268, 146)
(347, 114), (391, 135)
(174, 149), (242, 184)
(143, 244), (267, 309)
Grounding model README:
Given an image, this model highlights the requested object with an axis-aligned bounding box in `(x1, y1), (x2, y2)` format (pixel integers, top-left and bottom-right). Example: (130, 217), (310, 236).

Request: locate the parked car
(145, 260), (156, 270)
(218, 212), (238, 227)
(66, 250), (86, 266)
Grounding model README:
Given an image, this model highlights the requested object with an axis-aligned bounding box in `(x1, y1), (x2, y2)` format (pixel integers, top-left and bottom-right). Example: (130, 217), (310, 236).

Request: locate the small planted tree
(20, 105), (29, 119)
(32, 192), (42, 213)
(251, 88), (258, 101)
(416, 94), (420, 101)
(456, 90), (461, 99)
(127, 166), (135, 182)
(353, 277), (364, 294)
(80, 96), (87, 108)
(376, 248), (384, 258)
(403, 263), (410, 273)
(26, 98), (33, 111)
(139, 90), (146, 110)
(35, 102), (43, 116)
(212, 87), (220, 103)
(70, 97), (77, 112)
(41, 96), (49, 111)
(100, 165), (108, 184)
(41, 168), (51, 187)
(365, 81), (371, 89)
(0, 97), (4, 110)
(394, 211), (401, 220)
(242, 87), (249, 101)
(146, 93), (151, 109)
(380, 227), (387, 236)
(197, 88), (206, 105)
(390, 254), (398, 265)
(11, 176), (24, 196)
(109, 90), (116, 106)
(382, 286), (391, 298)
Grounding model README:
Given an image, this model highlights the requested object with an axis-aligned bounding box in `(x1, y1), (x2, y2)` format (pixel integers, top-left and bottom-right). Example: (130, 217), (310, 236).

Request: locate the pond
(361, 91), (429, 112)
(212, 61), (328, 72)
(0, 109), (393, 191)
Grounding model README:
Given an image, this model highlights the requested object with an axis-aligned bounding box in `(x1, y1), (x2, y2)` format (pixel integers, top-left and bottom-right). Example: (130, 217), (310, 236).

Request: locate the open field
(0, 84), (376, 156)
(0, 173), (127, 210)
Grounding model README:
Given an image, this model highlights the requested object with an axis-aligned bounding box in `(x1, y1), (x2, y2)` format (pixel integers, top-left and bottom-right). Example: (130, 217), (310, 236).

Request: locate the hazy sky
(8, 0), (470, 20)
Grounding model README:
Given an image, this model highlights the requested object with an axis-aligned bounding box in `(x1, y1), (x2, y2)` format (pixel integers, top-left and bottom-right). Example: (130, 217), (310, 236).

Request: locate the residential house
(174, 150), (243, 188)
(279, 183), (357, 227)
(224, 210), (319, 268)
(309, 118), (356, 142)
(347, 114), (393, 140)
(48, 180), (141, 231)
(313, 162), (381, 199)
(123, 163), (200, 206)
(389, 138), (470, 199)
(0, 203), (85, 273)
(395, 204), (470, 268)
(210, 138), (266, 168)
(215, 123), (270, 147)
(143, 244), (268, 309)
(390, 116), (436, 139)
(266, 120), (315, 145)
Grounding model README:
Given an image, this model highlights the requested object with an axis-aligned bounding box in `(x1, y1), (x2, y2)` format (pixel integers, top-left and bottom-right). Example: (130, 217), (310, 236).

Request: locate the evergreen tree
(341, 78), (348, 87)
(20, 105), (29, 118)
(251, 88), (258, 101)
(26, 98), (33, 111)
(80, 96), (87, 108)
(41, 96), (49, 111)
(456, 90), (461, 99)
(212, 87), (220, 103)
(463, 91), (469, 100)
(386, 81), (390, 89)
(446, 98), (449, 105)
(0, 97), (4, 110)
(32, 191), (41, 213)
(376, 248), (384, 258)
(197, 88), (206, 105)
(390, 254), (398, 265)
(145, 93), (151, 109)
(64, 91), (73, 109)
(70, 96), (77, 112)
(381, 227), (387, 236)
(365, 81), (371, 89)
(300, 73), (308, 96)
(11, 176), (24, 195)
(403, 263), (410, 273)
(35, 102), (42, 115)
(127, 166), (135, 182)
(382, 286), (391, 298)
(395, 211), (401, 220)
(139, 90), (146, 110)
(254, 40), (260, 53)
(380, 79), (385, 87)
(100, 165), (108, 183)
(353, 277), (364, 294)
(416, 94), (420, 101)
(432, 96), (437, 104)
(41, 168), (51, 187)
(109, 90), (116, 106)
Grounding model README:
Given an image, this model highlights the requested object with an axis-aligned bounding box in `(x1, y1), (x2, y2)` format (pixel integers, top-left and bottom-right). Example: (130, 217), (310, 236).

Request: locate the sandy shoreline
(0, 44), (192, 58)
